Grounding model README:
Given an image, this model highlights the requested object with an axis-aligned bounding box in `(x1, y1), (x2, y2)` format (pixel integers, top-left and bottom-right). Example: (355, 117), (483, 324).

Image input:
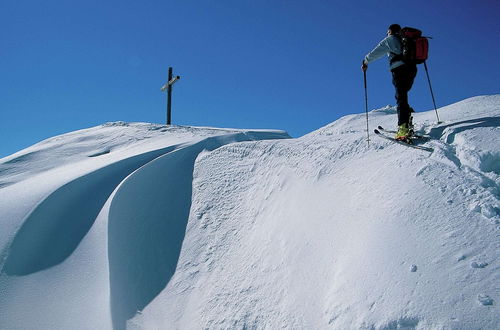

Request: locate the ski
(377, 126), (427, 139)
(373, 129), (434, 152)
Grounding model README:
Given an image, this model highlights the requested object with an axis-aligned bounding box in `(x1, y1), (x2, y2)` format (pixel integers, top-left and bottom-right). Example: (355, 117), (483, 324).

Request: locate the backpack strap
(389, 34), (403, 65)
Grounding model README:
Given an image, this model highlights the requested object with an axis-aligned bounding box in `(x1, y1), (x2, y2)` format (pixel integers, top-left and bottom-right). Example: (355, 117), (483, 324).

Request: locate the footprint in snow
(471, 261), (489, 269)
(477, 294), (494, 306)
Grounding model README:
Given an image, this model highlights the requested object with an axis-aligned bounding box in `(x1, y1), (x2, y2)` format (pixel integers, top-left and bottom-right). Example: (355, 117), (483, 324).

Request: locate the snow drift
(0, 124), (288, 329)
(1, 95), (499, 329)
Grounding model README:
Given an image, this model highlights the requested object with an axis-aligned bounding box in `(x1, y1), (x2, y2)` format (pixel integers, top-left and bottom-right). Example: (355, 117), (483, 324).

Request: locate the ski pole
(423, 61), (441, 123)
(363, 69), (370, 146)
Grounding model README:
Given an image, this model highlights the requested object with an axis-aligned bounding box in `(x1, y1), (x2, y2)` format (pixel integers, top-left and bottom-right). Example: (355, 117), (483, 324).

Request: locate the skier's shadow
(427, 116), (500, 143)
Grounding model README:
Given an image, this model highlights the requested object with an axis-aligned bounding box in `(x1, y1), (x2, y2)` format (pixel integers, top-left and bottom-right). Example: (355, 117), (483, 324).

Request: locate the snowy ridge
(0, 124), (289, 329)
(1, 95), (499, 329)
(131, 95), (499, 329)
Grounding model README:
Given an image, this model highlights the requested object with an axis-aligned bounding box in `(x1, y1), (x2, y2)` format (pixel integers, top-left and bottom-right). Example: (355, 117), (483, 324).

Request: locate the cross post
(160, 67), (181, 125)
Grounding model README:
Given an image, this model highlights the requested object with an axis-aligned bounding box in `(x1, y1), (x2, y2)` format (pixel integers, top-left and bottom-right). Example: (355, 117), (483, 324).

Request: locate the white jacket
(364, 35), (404, 71)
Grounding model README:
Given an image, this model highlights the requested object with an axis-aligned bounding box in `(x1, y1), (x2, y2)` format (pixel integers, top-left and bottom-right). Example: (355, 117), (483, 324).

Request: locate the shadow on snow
(2, 145), (178, 276)
(107, 133), (269, 330)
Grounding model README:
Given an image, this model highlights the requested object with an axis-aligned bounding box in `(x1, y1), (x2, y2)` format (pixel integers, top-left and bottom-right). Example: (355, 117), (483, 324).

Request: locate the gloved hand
(361, 60), (368, 72)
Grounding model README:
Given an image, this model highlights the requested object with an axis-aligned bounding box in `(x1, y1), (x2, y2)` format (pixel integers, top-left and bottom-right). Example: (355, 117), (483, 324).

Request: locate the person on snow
(361, 24), (417, 140)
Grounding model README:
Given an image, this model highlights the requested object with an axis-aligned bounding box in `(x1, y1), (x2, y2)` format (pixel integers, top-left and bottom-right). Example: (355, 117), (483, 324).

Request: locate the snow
(1, 95), (499, 329)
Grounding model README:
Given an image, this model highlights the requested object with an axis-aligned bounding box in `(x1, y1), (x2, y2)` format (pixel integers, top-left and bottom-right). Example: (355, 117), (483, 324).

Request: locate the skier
(361, 24), (417, 140)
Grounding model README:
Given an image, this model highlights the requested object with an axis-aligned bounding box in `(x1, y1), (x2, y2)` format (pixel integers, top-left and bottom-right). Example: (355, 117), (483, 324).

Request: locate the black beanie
(389, 24), (401, 33)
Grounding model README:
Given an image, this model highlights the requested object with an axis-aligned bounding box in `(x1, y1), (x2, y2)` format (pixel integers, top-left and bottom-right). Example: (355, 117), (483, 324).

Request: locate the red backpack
(393, 27), (430, 64)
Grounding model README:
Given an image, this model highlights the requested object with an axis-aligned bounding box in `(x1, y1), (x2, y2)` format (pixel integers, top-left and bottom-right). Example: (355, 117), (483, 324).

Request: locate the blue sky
(1, 0), (499, 158)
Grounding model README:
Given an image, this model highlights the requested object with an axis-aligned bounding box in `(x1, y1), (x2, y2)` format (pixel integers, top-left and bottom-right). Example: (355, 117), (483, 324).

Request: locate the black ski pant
(391, 64), (417, 126)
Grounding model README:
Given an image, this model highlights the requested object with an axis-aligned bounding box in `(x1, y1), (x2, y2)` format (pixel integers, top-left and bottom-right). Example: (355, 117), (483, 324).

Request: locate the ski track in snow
(1, 96), (499, 329)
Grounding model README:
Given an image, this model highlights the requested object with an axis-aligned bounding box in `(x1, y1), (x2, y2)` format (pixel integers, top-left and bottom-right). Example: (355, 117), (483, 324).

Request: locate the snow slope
(1, 95), (499, 329)
(130, 95), (499, 329)
(0, 123), (289, 329)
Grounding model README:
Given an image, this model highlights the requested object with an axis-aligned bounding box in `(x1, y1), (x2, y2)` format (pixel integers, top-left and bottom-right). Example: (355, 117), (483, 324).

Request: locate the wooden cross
(161, 67), (181, 125)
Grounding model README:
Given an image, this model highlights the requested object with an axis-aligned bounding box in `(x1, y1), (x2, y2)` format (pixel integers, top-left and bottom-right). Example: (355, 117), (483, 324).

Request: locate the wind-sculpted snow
(107, 131), (288, 330)
(132, 95), (500, 329)
(0, 123), (289, 329)
(1, 96), (499, 329)
(3, 144), (178, 276)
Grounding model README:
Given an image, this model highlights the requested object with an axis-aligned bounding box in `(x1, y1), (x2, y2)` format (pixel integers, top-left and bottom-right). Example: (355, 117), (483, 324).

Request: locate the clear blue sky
(1, 0), (499, 158)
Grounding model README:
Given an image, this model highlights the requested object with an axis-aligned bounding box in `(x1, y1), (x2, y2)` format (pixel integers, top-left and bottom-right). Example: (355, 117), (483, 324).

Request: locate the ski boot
(395, 123), (411, 141)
